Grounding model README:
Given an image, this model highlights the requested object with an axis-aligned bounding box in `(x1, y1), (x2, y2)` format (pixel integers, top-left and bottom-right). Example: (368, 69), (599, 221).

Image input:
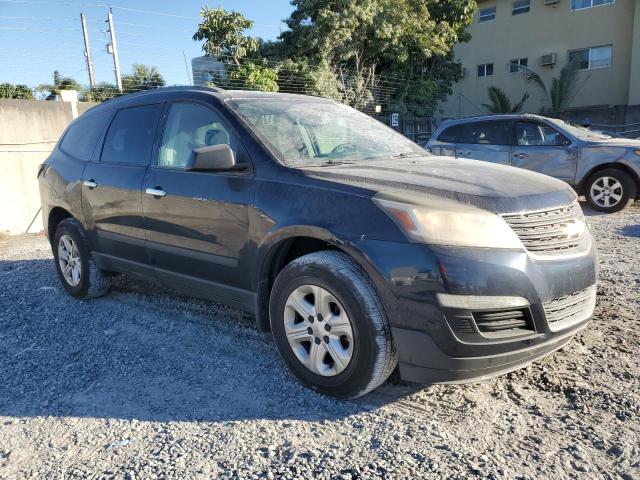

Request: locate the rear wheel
(586, 168), (636, 213)
(52, 218), (111, 299)
(270, 251), (397, 399)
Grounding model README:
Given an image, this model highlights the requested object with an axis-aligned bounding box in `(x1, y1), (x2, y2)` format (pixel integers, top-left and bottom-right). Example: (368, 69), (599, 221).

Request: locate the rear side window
(459, 121), (512, 145)
(59, 109), (112, 160)
(437, 124), (464, 143)
(101, 104), (162, 165)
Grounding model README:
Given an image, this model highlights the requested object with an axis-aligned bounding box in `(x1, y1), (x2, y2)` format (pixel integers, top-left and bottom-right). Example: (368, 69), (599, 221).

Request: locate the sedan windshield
(228, 97), (425, 167)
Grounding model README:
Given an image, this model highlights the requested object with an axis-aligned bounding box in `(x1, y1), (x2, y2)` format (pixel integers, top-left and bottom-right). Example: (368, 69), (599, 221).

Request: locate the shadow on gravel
(620, 225), (640, 238)
(0, 258), (421, 424)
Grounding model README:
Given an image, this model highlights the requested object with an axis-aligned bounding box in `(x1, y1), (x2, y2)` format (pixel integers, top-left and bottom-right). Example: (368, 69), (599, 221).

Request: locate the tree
(81, 82), (117, 102)
(122, 64), (165, 93)
(519, 58), (585, 115)
(276, 58), (343, 100)
(0, 83), (34, 99)
(36, 70), (81, 99)
(227, 63), (279, 92)
(277, 0), (475, 114)
(482, 86), (529, 113)
(192, 6), (259, 64)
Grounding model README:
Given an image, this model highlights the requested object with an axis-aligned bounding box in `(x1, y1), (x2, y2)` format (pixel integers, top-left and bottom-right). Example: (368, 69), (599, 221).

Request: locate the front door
(454, 120), (513, 165)
(511, 121), (578, 184)
(142, 101), (254, 309)
(82, 103), (162, 266)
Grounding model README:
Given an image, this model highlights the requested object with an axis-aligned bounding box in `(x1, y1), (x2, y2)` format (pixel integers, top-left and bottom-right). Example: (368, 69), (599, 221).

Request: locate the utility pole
(107, 8), (123, 92)
(80, 13), (96, 87)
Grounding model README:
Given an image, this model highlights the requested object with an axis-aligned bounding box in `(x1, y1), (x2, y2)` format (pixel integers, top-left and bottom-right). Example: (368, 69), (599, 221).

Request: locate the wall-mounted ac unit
(540, 53), (557, 66)
(544, 0), (560, 5)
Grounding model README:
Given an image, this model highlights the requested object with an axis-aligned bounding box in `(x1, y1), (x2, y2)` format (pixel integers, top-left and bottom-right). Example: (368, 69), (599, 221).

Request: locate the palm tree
(482, 86), (529, 113)
(122, 64), (165, 93)
(518, 58), (585, 115)
(36, 70), (81, 100)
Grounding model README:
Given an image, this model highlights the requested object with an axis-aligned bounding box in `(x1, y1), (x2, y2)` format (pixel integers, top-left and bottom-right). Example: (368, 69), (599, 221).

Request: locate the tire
(269, 251), (397, 399)
(585, 168), (636, 213)
(52, 218), (111, 299)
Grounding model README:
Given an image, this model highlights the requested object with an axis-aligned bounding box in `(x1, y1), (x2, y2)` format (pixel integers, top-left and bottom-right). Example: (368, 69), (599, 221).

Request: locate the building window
(512, 0), (530, 15)
(479, 6), (496, 22)
(477, 63), (494, 77)
(509, 58), (528, 73)
(571, 0), (614, 10)
(568, 46), (612, 70)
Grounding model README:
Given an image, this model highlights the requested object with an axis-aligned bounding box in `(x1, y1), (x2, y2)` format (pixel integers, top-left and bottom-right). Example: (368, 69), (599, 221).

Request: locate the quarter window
(512, 0), (530, 15)
(571, 0), (614, 10)
(516, 122), (569, 146)
(477, 63), (494, 77)
(158, 102), (238, 168)
(509, 58), (528, 73)
(479, 6), (496, 22)
(60, 109), (112, 160)
(100, 104), (162, 165)
(459, 121), (512, 146)
(437, 124), (465, 143)
(568, 46), (612, 70)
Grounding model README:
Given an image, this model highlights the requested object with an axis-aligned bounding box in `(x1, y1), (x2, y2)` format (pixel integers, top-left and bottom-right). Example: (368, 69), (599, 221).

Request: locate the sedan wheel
(585, 168), (636, 213)
(58, 234), (82, 286)
(284, 284), (354, 376)
(589, 176), (623, 209)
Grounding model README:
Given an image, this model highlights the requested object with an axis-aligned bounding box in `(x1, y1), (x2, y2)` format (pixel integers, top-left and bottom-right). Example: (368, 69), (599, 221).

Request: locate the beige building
(440, 0), (640, 123)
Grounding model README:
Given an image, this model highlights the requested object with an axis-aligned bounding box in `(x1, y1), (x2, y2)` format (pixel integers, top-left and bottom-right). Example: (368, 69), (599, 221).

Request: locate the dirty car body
(38, 88), (598, 394)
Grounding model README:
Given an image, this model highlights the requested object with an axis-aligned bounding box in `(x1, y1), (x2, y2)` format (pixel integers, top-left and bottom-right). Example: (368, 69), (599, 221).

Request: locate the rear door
(454, 120), (513, 165)
(82, 103), (162, 267)
(511, 121), (578, 183)
(142, 101), (254, 308)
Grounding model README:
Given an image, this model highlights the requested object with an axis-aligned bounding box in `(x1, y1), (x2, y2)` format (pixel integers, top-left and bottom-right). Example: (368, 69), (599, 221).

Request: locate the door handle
(145, 187), (166, 197)
(513, 153), (528, 159)
(83, 180), (97, 189)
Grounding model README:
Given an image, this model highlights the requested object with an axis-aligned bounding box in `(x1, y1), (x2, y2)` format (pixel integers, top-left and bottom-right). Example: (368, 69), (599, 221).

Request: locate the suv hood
(586, 137), (640, 148)
(303, 156), (577, 214)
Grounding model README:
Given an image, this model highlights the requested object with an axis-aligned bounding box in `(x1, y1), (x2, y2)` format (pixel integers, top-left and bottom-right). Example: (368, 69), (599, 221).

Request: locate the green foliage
(193, 6), (259, 62)
(0, 83), (34, 99)
(81, 82), (118, 102)
(482, 86), (529, 113)
(37, 70), (81, 99)
(122, 64), (165, 93)
(228, 63), (279, 92)
(521, 58), (584, 114)
(276, 58), (343, 101)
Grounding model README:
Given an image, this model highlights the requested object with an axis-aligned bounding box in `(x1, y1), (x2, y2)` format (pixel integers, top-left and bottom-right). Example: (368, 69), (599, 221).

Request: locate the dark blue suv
(39, 87), (598, 398)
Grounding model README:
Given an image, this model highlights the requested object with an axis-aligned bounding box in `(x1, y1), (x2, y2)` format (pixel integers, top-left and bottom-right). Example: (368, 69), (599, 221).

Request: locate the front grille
(474, 309), (530, 333)
(543, 285), (596, 331)
(501, 203), (585, 255)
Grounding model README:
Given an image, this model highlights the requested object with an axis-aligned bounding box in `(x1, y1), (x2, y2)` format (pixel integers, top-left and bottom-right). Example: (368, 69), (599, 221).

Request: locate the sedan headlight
(374, 197), (522, 249)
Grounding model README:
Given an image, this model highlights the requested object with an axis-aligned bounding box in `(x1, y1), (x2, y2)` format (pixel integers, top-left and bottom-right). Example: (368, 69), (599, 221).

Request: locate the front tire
(270, 251), (397, 399)
(52, 218), (111, 299)
(586, 168), (636, 213)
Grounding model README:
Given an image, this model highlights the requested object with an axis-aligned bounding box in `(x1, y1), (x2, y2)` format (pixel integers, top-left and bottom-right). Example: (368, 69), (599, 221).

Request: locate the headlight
(374, 197), (522, 249)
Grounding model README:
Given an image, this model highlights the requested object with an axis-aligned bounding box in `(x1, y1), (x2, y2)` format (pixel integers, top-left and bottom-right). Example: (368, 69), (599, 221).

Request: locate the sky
(0, 0), (295, 87)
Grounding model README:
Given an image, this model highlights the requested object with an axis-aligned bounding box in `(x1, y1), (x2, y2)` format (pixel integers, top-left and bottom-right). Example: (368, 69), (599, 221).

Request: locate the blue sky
(0, 0), (295, 87)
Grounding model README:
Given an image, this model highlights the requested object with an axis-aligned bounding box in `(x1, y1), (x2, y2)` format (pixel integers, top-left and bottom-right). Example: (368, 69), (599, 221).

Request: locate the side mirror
(190, 144), (238, 171)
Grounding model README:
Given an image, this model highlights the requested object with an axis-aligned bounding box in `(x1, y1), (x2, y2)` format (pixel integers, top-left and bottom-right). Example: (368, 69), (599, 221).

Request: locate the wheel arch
(578, 162), (640, 197)
(47, 206), (75, 244)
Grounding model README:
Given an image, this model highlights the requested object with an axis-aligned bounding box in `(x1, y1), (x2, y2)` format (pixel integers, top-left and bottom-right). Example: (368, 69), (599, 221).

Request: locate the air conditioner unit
(544, 0), (560, 5)
(540, 53), (557, 66)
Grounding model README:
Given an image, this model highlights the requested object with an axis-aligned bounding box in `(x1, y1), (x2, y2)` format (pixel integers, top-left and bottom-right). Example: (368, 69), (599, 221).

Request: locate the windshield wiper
(318, 160), (356, 167)
(391, 152), (424, 159)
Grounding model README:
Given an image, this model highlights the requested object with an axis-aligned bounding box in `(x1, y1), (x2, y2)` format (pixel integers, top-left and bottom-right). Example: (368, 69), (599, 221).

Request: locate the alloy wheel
(590, 176), (623, 209)
(283, 284), (354, 376)
(58, 234), (82, 287)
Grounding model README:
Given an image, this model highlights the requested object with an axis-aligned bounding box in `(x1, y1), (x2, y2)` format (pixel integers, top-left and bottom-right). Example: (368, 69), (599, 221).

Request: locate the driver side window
(516, 122), (568, 146)
(158, 102), (237, 168)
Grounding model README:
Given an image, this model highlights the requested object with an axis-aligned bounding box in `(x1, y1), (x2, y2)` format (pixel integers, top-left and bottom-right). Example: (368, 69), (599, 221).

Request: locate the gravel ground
(0, 201), (638, 480)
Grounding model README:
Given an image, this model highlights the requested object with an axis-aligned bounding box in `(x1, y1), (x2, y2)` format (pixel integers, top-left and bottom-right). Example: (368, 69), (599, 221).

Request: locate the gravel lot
(0, 201), (638, 480)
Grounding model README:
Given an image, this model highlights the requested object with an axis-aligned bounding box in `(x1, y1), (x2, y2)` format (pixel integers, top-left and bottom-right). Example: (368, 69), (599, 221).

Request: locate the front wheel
(269, 251), (397, 399)
(585, 168), (636, 213)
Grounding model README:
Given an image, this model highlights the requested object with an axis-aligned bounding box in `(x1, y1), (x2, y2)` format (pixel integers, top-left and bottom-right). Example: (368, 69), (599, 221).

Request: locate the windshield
(228, 98), (425, 167)
(549, 118), (611, 141)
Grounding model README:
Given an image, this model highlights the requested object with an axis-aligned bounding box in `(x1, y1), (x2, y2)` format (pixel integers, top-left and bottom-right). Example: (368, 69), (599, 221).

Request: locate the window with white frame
(479, 6), (496, 22)
(512, 0), (530, 15)
(477, 63), (494, 77)
(509, 58), (528, 73)
(568, 46), (612, 70)
(571, 0), (614, 11)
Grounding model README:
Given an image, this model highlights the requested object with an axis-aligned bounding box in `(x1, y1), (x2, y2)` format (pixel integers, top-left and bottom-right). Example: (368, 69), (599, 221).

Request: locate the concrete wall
(628, 0), (640, 105)
(0, 100), (98, 235)
(440, 0), (637, 119)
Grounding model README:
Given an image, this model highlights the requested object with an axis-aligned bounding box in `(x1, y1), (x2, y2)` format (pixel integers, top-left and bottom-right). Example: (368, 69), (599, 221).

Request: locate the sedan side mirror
(191, 144), (238, 171)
